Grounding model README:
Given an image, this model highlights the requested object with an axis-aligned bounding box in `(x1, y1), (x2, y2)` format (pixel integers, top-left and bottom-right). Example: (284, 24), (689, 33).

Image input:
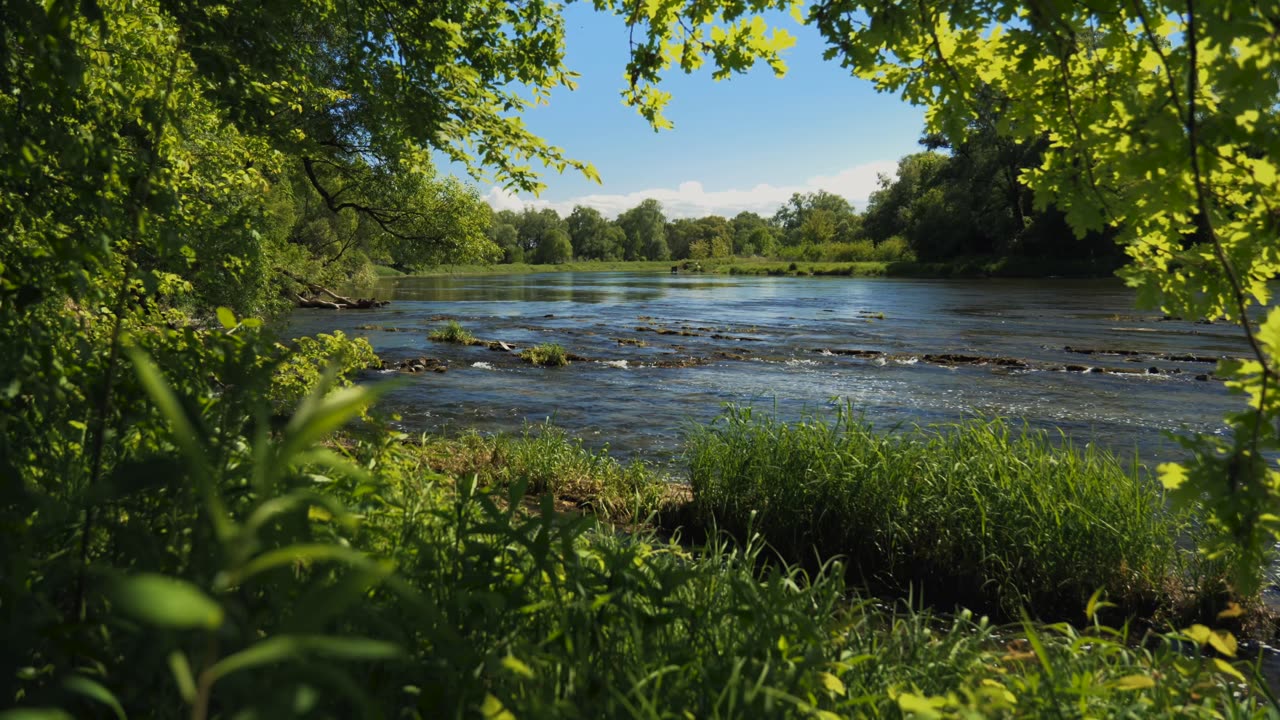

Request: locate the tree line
(478, 126), (1122, 268)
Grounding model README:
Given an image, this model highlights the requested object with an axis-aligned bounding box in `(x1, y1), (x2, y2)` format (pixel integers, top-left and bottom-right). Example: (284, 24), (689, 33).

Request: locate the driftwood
(278, 267), (389, 309)
(289, 291), (388, 310)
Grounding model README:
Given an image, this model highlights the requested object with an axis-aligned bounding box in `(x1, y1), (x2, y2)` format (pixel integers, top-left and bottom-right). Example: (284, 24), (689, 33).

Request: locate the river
(287, 271), (1250, 469)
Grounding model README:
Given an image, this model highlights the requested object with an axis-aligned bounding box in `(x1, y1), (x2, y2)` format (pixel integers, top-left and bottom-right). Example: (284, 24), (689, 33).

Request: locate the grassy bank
(711, 255), (1122, 278)
(409, 259), (680, 275)
(402, 255), (1121, 279)
(403, 423), (681, 525)
(324, 419), (1274, 718)
(685, 405), (1214, 621)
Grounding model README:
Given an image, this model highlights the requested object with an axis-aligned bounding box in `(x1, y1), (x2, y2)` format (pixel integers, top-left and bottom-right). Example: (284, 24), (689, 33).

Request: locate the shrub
(519, 342), (568, 367)
(873, 235), (916, 262)
(271, 330), (380, 406)
(429, 320), (476, 345)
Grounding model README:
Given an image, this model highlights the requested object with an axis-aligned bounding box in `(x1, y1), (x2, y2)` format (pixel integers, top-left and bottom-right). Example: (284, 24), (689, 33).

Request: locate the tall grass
(520, 342), (569, 366)
(429, 319), (476, 344)
(686, 405), (1193, 618)
(409, 424), (677, 524)
(351, 442), (1271, 718)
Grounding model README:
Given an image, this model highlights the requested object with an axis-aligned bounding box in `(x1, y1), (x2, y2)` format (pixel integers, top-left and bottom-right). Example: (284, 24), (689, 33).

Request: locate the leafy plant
(428, 320), (477, 345)
(519, 343), (569, 367)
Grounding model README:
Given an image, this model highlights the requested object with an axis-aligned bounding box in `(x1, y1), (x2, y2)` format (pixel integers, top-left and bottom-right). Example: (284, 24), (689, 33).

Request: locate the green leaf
(62, 676), (126, 720)
(280, 379), (384, 461)
(896, 692), (944, 719)
(244, 489), (359, 538)
(817, 671), (846, 696)
(228, 543), (387, 587)
(208, 635), (403, 682)
(1184, 624), (1212, 646)
(480, 694), (515, 720)
(501, 654), (534, 679)
(1113, 674), (1155, 691)
(1085, 588), (1116, 621)
(167, 652), (197, 704)
(1212, 657), (1246, 683)
(1207, 629), (1238, 658)
(215, 306), (236, 329)
(125, 346), (233, 539)
(109, 573), (224, 630)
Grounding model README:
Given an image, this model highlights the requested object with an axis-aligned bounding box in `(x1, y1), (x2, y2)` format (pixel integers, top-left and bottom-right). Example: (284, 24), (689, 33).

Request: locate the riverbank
(326, 408), (1278, 716)
(373, 409), (1244, 627)
(392, 255), (1123, 279)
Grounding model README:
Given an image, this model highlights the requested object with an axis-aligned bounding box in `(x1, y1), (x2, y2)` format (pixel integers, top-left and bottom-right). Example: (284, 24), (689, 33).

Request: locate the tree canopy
(810, 0), (1280, 588)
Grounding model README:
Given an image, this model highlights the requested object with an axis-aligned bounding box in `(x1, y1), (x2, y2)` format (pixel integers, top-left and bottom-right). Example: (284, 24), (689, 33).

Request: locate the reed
(685, 404), (1194, 618)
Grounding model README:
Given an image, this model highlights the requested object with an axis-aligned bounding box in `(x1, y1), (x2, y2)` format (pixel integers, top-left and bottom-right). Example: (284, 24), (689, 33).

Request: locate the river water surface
(288, 272), (1250, 468)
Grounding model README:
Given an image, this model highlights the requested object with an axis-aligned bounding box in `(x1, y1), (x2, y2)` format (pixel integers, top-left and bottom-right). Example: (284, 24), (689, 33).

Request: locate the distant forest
(480, 128), (1123, 268)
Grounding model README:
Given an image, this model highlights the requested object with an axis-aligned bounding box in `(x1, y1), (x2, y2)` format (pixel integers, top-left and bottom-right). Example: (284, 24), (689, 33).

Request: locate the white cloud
(482, 160), (898, 220)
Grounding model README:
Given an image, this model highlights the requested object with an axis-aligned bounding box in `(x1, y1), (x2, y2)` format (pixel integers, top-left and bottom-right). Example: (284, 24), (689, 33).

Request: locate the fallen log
(290, 290), (388, 310)
(278, 267), (390, 309)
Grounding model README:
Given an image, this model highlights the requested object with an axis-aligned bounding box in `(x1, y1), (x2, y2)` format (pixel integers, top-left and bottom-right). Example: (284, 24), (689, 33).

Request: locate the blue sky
(468, 5), (927, 219)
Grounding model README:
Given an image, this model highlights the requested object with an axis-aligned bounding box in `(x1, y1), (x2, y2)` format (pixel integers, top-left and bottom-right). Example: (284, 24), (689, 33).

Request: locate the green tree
(534, 228), (574, 264)
(567, 205), (614, 260)
(666, 217), (700, 259)
(862, 152), (954, 259)
(599, 224), (627, 261)
(772, 191), (860, 247)
(731, 211), (778, 256)
(488, 221), (524, 264)
(812, 0), (1280, 589)
(517, 208), (568, 257)
(617, 199), (669, 260)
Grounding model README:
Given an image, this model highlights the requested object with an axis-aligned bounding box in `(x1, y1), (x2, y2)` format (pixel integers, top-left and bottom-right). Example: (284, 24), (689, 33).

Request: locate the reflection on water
(288, 271), (1250, 467)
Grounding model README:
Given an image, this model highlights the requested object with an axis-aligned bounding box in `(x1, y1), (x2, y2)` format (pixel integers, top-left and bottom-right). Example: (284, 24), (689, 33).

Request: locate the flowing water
(287, 271), (1250, 469)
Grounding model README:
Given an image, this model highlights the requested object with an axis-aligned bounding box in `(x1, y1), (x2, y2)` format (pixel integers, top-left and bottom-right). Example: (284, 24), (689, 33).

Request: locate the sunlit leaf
(215, 306), (236, 329)
(817, 671), (846, 696)
(480, 694), (515, 720)
(1212, 658), (1246, 683)
(501, 655), (535, 679)
(1113, 674), (1155, 690)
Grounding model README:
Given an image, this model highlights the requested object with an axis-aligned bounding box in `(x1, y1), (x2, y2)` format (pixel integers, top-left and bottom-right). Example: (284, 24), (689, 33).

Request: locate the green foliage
(773, 190), (862, 248)
(687, 405), (1194, 617)
(271, 331), (380, 407)
(810, 0), (1280, 591)
(617, 198), (670, 261)
(532, 227), (574, 264)
(419, 424), (676, 523)
(519, 343), (569, 367)
(566, 205), (621, 260)
(7, 0), (1280, 715)
(488, 218), (525, 264)
(428, 320), (478, 345)
(731, 211), (779, 256)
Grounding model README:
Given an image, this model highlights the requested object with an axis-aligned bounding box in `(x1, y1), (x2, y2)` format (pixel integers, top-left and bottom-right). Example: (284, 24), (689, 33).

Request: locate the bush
(429, 320), (476, 345)
(873, 235), (915, 262)
(270, 330), (380, 406)
(519, 343), (568, 367)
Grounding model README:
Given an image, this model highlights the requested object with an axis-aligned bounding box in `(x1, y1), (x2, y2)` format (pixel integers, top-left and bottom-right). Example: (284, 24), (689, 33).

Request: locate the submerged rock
(383, 356), (448, 373)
